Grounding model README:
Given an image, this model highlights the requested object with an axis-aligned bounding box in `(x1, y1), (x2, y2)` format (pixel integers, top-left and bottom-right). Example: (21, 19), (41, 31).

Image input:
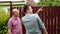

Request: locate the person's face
(28, 6), (33, 13)
(14, 10), (19, 17)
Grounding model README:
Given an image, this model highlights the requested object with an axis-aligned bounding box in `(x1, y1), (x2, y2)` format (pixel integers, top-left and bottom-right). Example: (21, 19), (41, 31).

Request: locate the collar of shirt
(25, 14), (33, 16)
(12, 16), (18, 20)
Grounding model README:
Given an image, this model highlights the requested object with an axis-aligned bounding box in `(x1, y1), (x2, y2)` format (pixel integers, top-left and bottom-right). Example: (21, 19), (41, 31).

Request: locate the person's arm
(20, 25), (23, 34)
(36, 14), (48, 34)
(20, 19), (23, 34)
(35, 7), (43, 14)
(42, 28), (48, 34)
(8, 29), (12, 34)
(8, 19), (12, 34)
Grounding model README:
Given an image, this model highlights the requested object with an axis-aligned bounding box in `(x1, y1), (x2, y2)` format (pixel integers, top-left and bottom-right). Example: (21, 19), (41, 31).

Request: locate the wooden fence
(10, 6), (60, 34)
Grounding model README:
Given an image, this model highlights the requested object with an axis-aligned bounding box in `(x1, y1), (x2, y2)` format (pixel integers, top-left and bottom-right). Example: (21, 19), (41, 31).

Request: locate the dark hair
(24, 4), (30, 13)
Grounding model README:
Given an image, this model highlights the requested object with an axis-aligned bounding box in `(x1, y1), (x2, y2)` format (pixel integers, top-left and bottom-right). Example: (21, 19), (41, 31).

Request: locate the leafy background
(37, 0), (60, 6)
(0, 8), (10, 34)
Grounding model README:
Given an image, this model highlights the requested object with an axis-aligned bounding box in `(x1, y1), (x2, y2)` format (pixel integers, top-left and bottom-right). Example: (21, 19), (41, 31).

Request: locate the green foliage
(0, 10), (10, 34)
(37, 0), (60, 6)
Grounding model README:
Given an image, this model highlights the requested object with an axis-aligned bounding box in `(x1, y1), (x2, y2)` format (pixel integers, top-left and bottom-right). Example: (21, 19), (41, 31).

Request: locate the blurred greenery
(0, 9), (10, 34)
(37, 0), (60, 6)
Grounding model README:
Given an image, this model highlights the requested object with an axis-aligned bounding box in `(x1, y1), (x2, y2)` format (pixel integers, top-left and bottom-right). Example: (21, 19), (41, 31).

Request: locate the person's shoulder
(8, 17), (13, 21)
(22, 16), (24, 19)
(22, 16), (25, 20)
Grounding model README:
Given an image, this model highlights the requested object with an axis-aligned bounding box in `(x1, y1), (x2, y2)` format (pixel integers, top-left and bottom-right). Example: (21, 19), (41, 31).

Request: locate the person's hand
(37, 8), (43, 12)
(38, 6), (44, 11)
(35, 7), (43, 14)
